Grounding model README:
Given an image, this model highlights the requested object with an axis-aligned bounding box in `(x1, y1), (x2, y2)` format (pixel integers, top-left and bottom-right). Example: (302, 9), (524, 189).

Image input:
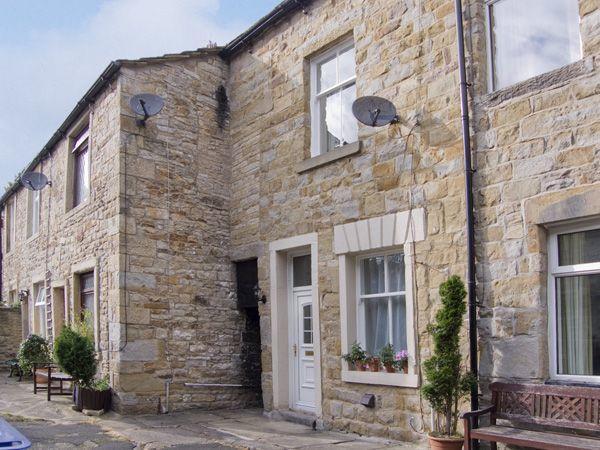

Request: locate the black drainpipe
(454, 0), (478, 416)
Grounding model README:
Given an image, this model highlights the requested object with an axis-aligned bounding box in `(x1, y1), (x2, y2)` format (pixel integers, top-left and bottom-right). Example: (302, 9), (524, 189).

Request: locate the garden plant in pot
(17, 334), (51, 376)
(342, 341), (367, 371)
(379, 343), (396, 373)
(54, 324), (111, 412)
(421, 276), (475, 450)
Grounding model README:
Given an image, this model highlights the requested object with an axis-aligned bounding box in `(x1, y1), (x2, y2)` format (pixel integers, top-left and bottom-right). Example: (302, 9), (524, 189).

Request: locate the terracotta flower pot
(384, 362), (395, 373)
(428, 434), (463, 450)
(402, 360), (408, 374)
(369, 358), (380, 372)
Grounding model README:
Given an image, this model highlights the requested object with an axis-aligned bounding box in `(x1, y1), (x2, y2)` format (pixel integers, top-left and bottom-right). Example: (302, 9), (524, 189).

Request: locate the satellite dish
(352, 96), (399, 127)
(20, 172), (50, 191)
(129, 93), (164, 126)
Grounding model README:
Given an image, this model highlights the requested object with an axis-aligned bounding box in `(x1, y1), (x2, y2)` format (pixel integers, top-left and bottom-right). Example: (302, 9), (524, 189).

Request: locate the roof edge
(221, 0), (311, 57)
(0, 61), (122, 207)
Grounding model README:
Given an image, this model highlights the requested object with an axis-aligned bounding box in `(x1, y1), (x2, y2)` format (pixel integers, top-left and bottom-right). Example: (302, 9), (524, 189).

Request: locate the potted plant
(379, 343), (396, 373)
(394, 349), (409, 374)
(54, 324), (111, 412)
(342, 341), (367, 371)
(17, 334), (50, 376)
(366, 355), (380, 372)
(421, 276), (476, 450)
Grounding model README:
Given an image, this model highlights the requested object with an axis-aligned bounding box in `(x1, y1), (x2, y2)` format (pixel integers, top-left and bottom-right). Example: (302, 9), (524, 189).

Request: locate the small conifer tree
(421, 275), (476, 436)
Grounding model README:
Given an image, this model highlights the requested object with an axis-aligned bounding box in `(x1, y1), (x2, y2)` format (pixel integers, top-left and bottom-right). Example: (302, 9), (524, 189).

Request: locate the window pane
(387, 253), (405, 292)
(81, 272), (94, 292)
(293, 255), (311, 287)
(318, 54), (337, 92)
(361, 256), (385, 295)
(341, 84), (358, 146)
(303, 304), (313, 344)
(364, 297), (388, 355)
(338, 46), (355, 81)
(325, 90), (342, 151)
(558, 229), (600, 266)
(74, 145), (90, 207)
(556, 274), (600, 376)
(391, 295), (407, 352)
(37, 305), (46, 338)
(491, 0), (581, 89)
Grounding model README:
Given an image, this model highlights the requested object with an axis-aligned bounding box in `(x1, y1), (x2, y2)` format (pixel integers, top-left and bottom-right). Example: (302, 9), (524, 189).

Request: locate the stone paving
(0, 376), (422, 449)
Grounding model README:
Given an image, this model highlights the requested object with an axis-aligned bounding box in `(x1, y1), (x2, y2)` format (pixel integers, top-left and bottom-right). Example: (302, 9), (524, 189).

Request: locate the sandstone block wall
(0, 306), (22, 364)
(467, 1), (600, 390)
(114, 54), (261, 413)
(0, 80), (121, 375)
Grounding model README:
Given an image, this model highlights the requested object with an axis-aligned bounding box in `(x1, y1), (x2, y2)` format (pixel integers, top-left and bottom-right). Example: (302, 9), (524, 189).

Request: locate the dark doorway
(235, 259), (263, 406)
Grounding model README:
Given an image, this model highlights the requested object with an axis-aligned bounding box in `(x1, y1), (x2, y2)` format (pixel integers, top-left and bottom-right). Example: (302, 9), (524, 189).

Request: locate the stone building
(1, 0), (599, 443)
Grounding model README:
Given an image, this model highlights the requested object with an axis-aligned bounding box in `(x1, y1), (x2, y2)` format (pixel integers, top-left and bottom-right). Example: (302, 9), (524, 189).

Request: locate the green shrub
(421, 276), (476, 437)
(54, 325), (97, 388)
(18, 335), (50, 374)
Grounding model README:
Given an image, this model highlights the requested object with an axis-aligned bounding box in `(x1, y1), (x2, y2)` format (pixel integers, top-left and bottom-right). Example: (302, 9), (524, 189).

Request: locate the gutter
(455, 0), (479, 420)
(0, 61), (122, 207)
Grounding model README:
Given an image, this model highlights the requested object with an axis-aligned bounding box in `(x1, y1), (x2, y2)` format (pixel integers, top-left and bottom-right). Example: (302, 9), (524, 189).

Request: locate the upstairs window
(80, 271), (95, 324)
(72, 127), (90, 207)
(310, 40), (358, 156)
(549, 225), (600, 382)
(27, 188), (40, 238)
(4, 199), (15, 253)
(487, 0), (581, 90)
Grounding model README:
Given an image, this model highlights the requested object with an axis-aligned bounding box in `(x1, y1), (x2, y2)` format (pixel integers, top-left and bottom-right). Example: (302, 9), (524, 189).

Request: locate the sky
(0, 0), (281, 190)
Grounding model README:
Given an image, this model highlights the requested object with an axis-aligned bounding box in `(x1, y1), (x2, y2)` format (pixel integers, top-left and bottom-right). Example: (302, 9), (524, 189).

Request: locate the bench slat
(471, 425), (600, 450)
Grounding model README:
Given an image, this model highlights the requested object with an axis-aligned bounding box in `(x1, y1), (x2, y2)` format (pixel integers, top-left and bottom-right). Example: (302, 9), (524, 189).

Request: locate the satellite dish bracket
(129, 94), (165, 127)
(135, 99), (150, 127)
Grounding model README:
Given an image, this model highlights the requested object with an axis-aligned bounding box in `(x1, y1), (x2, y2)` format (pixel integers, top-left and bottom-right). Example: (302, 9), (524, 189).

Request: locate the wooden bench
(462, 382), (600, 450)
(33, 363), (73, 401)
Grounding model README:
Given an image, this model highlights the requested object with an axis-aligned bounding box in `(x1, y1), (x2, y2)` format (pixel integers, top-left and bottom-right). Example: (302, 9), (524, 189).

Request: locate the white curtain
(365, 297), (388, 355)
(558, 234), (593, 375)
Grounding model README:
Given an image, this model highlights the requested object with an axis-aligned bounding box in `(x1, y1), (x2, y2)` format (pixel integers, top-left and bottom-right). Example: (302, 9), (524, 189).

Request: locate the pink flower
(394, 350), (409, 361)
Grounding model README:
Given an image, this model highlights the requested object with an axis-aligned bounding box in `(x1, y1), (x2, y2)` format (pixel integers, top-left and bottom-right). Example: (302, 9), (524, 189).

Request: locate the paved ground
(0, 375), (421, 449)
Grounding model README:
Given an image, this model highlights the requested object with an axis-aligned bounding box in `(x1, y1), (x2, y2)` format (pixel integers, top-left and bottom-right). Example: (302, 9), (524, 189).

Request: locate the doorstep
(265, 408), (324, 430)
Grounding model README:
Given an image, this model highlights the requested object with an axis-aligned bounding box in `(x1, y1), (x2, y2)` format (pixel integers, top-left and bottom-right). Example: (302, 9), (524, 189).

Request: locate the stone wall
(0, 306), (22, 364)
(228, 0), (474, 443)
(113, 53), (261, 413)
(469, 0), (600, 390)
(0, 79), (121, 375)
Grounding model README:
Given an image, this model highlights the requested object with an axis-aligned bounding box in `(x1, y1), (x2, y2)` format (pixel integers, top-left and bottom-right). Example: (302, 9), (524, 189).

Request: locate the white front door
(289, 254), (315, 411)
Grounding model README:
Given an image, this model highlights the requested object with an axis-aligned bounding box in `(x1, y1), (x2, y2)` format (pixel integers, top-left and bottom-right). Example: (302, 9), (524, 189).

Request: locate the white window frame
(310, 39), (356, 157)
(485, 0), (583, 92)
(33, 283), (46, 339)
(27, 188), (40, 238)
(72, 126), (90, 208)
(4, 198), (16, 253)
(548, 221), (600, 383)
(356, 249), (407, 353)
(336, 209), (426, 387)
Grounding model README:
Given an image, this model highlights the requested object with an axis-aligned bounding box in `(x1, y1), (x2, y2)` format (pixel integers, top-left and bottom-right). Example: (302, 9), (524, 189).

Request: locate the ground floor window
(33, 282), (46, 339)
(549, 225), (600, 381)
(79, 271), (94, 326)
(358, 252), (406, 355)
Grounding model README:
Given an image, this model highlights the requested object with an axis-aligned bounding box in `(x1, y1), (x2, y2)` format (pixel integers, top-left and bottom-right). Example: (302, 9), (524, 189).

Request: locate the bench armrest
(460, 406), (495, 419)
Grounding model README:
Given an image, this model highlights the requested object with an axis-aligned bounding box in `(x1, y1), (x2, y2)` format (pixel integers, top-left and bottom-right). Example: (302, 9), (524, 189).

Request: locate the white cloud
(0, 0), (244, 189)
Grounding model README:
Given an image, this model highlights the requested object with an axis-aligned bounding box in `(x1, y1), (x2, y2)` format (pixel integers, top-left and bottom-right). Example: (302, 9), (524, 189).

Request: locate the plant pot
(384, 363), (395, 373)
(355, 361), (366, 371)
(74, 384), (112, 412)
(369, 358), (380, 372)
(428, 434), (463, 450)
(402, 360), (408, 374)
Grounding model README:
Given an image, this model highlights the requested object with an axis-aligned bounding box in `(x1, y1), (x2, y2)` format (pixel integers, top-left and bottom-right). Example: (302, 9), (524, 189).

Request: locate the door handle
(292, 344), (297, 356)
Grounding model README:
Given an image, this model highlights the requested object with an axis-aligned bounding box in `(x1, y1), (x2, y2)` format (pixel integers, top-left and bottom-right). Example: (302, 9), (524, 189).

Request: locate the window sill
(341, 370), (419, 388)
(25, 232), (40, 245)
(65, 199), (90, 218)
(296, 141), (360, 173)
(479, 58), (592, 107)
